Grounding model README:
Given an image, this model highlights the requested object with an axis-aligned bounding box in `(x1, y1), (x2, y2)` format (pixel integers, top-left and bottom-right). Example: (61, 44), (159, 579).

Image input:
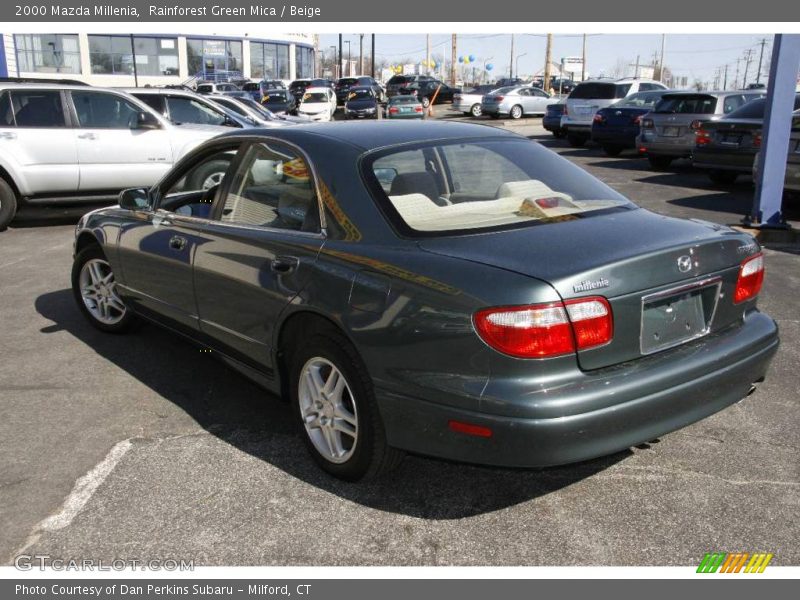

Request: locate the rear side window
(366, 139), (633, 236)
(134, 94), (166, 115)
(569, 83), (617, 100)
(7, 90), (67, 127)
(654, 95), (717, 115)
(616, 91), (664, 108)
(166, 96), (228, 126)
(0, 92), (12, 126)
(72, 91), (142, 128)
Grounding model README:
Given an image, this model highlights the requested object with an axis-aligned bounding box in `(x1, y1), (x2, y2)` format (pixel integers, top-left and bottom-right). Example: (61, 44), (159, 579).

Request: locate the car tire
(421, 96), (431, 109)
(567, 134), (586, 147)
(71, 244), (136, 334)
(603, 145), (624, 157)
(648, 155), (673, 170)
(188, 159), (230, 191)
(0, 178), (18, 231)
(470, 104), (482, 118)
(708, 170), (738, 184)
(509, 105), (523, 120)
(553, 129), (567, 139)
(290, 329), (404, 481)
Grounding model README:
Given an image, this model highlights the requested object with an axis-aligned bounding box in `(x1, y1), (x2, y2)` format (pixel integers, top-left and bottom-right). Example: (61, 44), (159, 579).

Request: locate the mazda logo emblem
(677, 255), (693, 273)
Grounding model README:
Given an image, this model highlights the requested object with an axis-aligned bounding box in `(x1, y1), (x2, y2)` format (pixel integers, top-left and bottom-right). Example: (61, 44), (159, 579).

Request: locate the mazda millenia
(71, 121), (779, 481)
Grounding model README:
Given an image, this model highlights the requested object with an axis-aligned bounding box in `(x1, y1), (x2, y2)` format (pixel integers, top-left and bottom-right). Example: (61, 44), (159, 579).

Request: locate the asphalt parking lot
(1, 112), (799, 566)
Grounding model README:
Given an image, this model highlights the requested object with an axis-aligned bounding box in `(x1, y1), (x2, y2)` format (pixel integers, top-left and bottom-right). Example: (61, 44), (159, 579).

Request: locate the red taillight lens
(389, 107), (399, 114)
(473, 297), (612, 358)
(641, 118), (654, 129)
(734, 253), (765, 304)
(448, 420), (493, 438)
(414, 106), (423, 112)
(753, 132), (762, 148)
(495, 96), (504, 102)
(593, 114), (606, 124)
(695, 129), (712, 146)
(632, 115), (642, 125)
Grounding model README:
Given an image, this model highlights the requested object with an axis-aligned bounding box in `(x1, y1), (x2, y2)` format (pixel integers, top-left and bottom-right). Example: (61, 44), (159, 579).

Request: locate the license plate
(662, 126), (681, 137)
(720, 133), (743, 145)
(640, 278), (721, 355)
(576, 105), (594, 115)
(400, 106), (411, 113)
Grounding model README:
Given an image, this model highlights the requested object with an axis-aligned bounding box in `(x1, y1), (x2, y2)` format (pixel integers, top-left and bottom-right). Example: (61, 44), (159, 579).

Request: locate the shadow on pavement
(35, 287), (628, 520)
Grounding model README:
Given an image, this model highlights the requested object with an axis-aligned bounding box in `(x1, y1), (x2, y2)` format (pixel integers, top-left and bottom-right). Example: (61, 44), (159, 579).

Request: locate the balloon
(469, 54), (476, 62)
(458, 55), (464, 63)
(464, 57), (470, 65)
(486, 63), (494, 71)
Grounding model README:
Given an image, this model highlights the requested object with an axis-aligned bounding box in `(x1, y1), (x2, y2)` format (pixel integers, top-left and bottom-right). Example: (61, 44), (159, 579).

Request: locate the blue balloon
(458, 55), (464, 63)
(469, 54), (476, 62)
(486, 63), (494, 71)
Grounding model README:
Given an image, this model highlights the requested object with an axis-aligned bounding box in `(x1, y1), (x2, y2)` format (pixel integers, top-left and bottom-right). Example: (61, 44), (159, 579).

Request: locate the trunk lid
(596, 106), (648, 127)
(704, 118), (763, 150)
(419, 209), (757, 370)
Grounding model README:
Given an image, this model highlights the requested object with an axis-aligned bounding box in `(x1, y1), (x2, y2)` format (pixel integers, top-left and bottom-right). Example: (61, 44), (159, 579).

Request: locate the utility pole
(723, 63), (728, 89)
(426, 34), (431, 77)
(371, 34), (375, 78)
(509, 33), (515, 79)
(734, 57), (741, 89)
(450, 34), (457, 86)
(338, 34), (342, 80)
(633, 55), (640, 78)
(543, 33), (553, 92)
(658, 33), (666, 82)
(756, 37), (768, 84)
(581, 33), (586, 82)
(742, 48), (754, 88)
(359, 33), (364, 75)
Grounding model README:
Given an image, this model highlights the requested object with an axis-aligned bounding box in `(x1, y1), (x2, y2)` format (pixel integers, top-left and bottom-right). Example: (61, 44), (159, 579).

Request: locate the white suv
(0, 83), (228, 230)
(561, 78), (668, 147)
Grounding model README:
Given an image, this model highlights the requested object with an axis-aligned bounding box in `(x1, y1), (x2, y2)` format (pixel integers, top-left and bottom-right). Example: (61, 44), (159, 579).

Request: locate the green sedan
(386, 95), (426, 119)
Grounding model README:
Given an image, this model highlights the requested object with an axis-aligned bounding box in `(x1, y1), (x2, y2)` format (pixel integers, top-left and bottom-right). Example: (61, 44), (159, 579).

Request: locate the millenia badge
(696, 552), (774, 573)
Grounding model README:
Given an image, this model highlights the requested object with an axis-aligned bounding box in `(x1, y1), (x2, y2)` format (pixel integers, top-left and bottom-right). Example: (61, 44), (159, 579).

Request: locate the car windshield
(264, 92), (287, 102)
(240, 97), (277, 119)
(348, 89), (374, 100)
(615, 91), (664, 108)
(302, 92), (328, 103)
(388, 76), (411, 84)
(242, 83), (259, 91)
(290, 80), (308, 88)
(338, 78), (358, 86)
(655, 94), (717, 114)
(367, 139), (633, 236)
(570, 82), (629, 100)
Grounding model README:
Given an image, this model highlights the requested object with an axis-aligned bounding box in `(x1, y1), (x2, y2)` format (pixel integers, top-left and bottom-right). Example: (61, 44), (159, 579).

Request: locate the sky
(320, 33), (774, 86)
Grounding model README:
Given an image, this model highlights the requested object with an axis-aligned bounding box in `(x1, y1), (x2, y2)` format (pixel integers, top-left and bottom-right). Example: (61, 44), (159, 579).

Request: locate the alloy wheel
(79, 258), (126, 325)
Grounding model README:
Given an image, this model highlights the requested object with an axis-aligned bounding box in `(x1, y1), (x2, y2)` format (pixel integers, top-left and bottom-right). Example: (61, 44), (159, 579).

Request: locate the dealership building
(0, 32), (317, 86)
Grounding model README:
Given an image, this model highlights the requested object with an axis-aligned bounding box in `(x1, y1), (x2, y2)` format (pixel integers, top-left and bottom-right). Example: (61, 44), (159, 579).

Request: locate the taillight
(495, 96), (504, 102)
(473, 297), (613, 359)
(388, 107), (398, 114)
(753, 132), (762, 148)
(641, 118), (654, 129)
(734, 253), (764, 304)
(563, 105), (568, 115)
(414, 106), (423, 112)
(593, 114), (606, 124)
(632, 115), (642, 125)
(695, 129), (712, 146)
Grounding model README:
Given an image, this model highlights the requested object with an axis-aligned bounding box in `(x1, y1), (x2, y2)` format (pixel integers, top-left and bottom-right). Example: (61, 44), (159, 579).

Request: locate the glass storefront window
(295, 46), (315, 79)
(187, 38), (243, 78)
(15, 34), (81, 74)
(250, 41), (291, 80)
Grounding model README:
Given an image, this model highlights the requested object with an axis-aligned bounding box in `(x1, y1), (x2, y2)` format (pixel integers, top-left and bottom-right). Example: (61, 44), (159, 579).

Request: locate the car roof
(215, 120), (517, 152)
(660, 90), (763, 97)
(0, 82), (107, 91)
(304, 86), (331, 94)
(122, 87), (196, 95)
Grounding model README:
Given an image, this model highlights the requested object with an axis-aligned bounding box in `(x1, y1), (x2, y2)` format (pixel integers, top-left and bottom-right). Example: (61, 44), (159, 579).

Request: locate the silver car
(452, 85), (498, 117)
(481, 85), (553, 120)
(638, 90), (765, 169)
(561, 78), (667, 146)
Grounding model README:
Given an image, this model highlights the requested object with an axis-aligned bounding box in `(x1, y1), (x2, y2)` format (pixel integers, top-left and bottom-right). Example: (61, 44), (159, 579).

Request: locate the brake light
(473, 297), (613, 358)
(388, 107), (398, 114)
(641, 118), (654, 129)
(632, 115), (642, 125)
(753, 132), (762, 148)
(593, 114), (606, 124)
(414, 106), (423, 113)
(494, 96), (504, 102)
(448, 420), (493, 438)
(734, 253), (764, 304)
(695, 129), (712, 146)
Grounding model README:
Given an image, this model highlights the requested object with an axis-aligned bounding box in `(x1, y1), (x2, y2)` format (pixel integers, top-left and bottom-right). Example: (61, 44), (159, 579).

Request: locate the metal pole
(450, 34), (457, 86)
(742, 48), (753, 88)
(543, 34), (553, 93)
(751, 33), (800, 227)
(509, 33), (515, 79)
(359, 34), (363, 75)
(426, 34), (431, 77)
(659, 33), (666, 82)
(581, 34), (586, 82)
(338, 34), (342, 80)
(756, 38), (767, 84)
(371, 34), (375, 78)
(723, 64), (728, 89)
(515, 53), (527, 79)
(130, 34), (139, 87)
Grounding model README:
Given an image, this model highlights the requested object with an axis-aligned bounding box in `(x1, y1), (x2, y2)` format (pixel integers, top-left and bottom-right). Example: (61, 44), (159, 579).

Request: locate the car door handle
(77, 132), (97, 140)
(0, 131), (16, 140)
(271, 255), (299, 273)
(169, 235), (187, 251)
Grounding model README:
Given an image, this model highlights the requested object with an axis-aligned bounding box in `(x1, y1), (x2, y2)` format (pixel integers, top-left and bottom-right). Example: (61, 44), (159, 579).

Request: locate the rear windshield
(338, 78), (358, 86)
(290, 80), (309, 88)
(242, 83), (259, 91)
(347, 89), (374, 100)
(655, 94), (716, 114)
(569, 82), (630, 100)
(388, 75), (412, 85)
(615, 91), (665, 108)
(390, 95), (419, 104)
(365, 139), (633, 236)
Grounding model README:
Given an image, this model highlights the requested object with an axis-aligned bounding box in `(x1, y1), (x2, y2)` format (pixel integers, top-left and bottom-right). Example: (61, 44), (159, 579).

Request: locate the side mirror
(119, 187), (152, 211)
(132, 111), (161, 130)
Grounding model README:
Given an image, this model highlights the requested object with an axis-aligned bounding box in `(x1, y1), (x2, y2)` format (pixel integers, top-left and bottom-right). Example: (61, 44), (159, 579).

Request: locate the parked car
(535, 78), (577, 95)
(591, 90), (674, 156)
(288, 78), (312, 101)
(562, 78), (668, 147)
(297, 87), (337, 122)
(261, 88), (298, 116)
(385, 74), (433, 98)
(404, 78), (459, 108)
(126, 88), (253, 129)
(71, 121), (778, 481)
(753, 110), (800, 198)
(385, 94), (425, 119)
(195, 82), (240, 94)
(494, 77), (524, 88)
(0, 83), (226, 230)
(543, 102), (567, 137)
(240, 82), (262, 102)
(692, 95), (800, 183)
(336, 76), (385, 104)
(343, 87), (381, 119)
(205, 95), (296, 128)
(481, 86), (552, 119)
(452, 85), (497, 117)
(637, 90), (765, 169)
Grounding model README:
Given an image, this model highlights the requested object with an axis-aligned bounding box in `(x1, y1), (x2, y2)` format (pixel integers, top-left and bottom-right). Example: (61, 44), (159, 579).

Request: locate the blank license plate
(662, 126), (681, 137)
(640, 283), (719, 355)
(721, 133), (743, 145)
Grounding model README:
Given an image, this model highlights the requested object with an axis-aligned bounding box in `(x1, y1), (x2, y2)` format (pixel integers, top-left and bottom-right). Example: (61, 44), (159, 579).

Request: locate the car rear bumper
(637, 133), (694, 157)
(542, 117), (563, 131)
(376, 310), (778, 468)
(452, 100), (478, 112)
(591, 125), (640, 146)
(561, 116), (593, 131)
